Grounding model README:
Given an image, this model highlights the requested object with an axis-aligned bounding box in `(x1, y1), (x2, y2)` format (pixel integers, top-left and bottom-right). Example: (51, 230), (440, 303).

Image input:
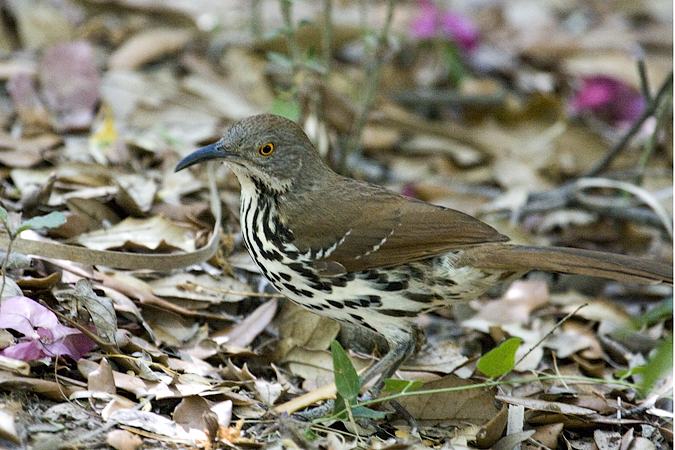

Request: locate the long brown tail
(461, 244), (673, 285)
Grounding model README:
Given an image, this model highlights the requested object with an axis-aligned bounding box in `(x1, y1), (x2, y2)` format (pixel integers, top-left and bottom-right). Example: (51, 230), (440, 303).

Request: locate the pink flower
(0, 296), (96, 362)
(410, 0), (438, 39)
(568, 76), (646, 126)
(410, 0), (479, 51)
(441, 11), (479, 51)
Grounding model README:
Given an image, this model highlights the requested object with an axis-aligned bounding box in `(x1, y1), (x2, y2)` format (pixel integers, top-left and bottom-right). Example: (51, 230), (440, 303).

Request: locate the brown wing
(282, 177), (509, 273)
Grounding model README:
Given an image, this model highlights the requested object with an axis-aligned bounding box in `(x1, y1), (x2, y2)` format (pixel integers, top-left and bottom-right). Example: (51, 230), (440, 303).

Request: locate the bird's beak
(175, 142), (233, 172)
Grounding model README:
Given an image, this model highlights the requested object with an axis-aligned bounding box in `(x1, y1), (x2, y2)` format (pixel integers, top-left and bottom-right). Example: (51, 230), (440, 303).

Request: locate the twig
(637, 57), (651, 101)
(573, 177), (673, 239)
(496, 304), (588, 383)
(636, 82), (672, 183)
(50, 307), (140, 374)
(322, 0), (332, 79)
(342, 0), (398, 168)
(484, 181), (669, 230)
(586, 70), (673, 176)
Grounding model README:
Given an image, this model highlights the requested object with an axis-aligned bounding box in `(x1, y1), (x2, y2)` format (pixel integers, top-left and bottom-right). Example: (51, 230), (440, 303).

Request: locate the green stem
(280, 0), (301, 77)
(314, 373), (671, 424)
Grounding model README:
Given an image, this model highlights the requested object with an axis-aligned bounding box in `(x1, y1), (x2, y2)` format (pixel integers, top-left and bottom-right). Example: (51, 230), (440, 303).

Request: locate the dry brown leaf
(0, 405), (21, 449)
(212, 299), (277, 348)
(173, 395), (211, 434)
(106, 429), (143, 450)
(149, 272), (250, 306)
(475, 406), (508, 448)
(399, 134), (486, 167)
(493, 430), (535, 450)
(108, 409), (180, 437)
(283, 346), (371, 392)
(526, 423), (564, 450)
(473, 280), (549, 324)
(115, 174), (157, 215)
(75, 216), (198, 253)
(6, 72), (51, 135)
(181, 75), (261, 120)
(495, 395), (596, 415)
(562, 300), (631, 326)
(79, 359), (150, 398)
(402, 339), (467, 374)
(0, 133), (61, 168)
(594, 429), (622, 450)
(62, 279), (118, 346)
(88, 358), (116, 395)
(397, 374), (500, 424)
(108, 28), (194, 70)
(145, 309), (202, 348)
(273, 302), (340, 361)
(0, 370), (79, 400)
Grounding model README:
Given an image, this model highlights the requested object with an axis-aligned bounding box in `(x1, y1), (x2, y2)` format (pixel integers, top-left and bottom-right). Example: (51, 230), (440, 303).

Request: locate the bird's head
(175, 114), (322, 194)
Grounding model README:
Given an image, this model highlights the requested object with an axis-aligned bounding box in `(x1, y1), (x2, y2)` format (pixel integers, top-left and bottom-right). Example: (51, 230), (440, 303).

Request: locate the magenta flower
(410, 0), (479, 51)
(441, 11), (479, 51)
(568, 76), (646, 127)
(410, 0), (438, 39)
(0, 296), (96, 362)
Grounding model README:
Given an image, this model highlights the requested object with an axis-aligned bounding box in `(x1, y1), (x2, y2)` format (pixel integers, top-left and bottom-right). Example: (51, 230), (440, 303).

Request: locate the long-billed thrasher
(176, 114), (673, 392)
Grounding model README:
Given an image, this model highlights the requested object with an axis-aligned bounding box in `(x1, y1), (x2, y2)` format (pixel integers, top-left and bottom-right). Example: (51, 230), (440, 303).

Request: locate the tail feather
(461, 244), (673, 285)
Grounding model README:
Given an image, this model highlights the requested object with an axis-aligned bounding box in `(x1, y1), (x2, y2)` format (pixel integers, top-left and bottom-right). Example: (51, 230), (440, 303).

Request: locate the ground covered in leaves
(0, 0), (672, 449)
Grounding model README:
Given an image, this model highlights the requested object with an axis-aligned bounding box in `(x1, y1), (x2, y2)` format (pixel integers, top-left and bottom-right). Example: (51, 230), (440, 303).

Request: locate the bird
(175, 114), (673, 394)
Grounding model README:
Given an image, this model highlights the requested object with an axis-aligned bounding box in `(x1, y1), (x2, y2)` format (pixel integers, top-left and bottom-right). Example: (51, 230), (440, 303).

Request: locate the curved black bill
(174, 142), (225, 172)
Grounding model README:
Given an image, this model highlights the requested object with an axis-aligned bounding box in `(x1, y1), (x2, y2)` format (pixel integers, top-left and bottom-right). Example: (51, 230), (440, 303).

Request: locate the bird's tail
(460, 244), (673, 285)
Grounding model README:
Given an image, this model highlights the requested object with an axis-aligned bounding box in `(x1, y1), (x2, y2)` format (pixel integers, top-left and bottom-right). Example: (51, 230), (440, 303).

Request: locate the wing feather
(282, 177), (508, 273)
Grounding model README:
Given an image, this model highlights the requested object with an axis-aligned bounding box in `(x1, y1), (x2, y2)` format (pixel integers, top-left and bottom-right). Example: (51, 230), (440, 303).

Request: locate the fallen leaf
(106, 429), (143, 450)
(397, 374), (500, 424)
(108, 28), (194, 70)
(173, 395), (211, 433)
(75, 215), (197, 253)
(495, 395), (596, 415)
(212, 299), (277, 348)
(88, 358), (116, 394)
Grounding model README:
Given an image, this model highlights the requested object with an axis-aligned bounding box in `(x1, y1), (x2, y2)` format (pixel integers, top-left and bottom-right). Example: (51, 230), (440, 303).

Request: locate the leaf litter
(0, 0), (671, 449)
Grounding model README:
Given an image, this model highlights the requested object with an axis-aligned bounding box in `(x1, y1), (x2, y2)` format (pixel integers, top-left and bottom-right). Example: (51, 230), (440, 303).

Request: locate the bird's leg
(294, 331), (419, 422)
(358, 332), (421, 432)
(359, 334), (418, 400)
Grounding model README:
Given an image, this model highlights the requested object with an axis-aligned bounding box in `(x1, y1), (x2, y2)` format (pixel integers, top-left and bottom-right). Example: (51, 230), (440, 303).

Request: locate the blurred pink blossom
(0, 296), (95, 362)
(568, 76), (646, 126)
(410, 0), (479, 51)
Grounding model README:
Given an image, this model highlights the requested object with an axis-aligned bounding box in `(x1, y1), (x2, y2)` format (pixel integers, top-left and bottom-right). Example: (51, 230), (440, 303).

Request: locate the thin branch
(636, 82), (672, 184)
(637, 58), (651, 101)
(343, 0), (398, 166)
(280, 0), (301, 76)
(586, 70), (673, 177)
(497, 304), (588, 383)
(322, 0), (332, 79)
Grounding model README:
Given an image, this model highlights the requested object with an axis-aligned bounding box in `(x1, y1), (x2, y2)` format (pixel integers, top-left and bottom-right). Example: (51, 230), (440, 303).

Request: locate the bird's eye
(259, 143), (274, 156)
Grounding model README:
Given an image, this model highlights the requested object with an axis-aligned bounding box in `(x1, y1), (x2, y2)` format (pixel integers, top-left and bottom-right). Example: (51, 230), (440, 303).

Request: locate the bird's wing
(283, 178), (509, 274)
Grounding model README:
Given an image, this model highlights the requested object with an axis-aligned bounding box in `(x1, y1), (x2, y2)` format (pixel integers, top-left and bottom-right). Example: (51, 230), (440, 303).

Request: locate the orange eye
(259, 143), (274, 156)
